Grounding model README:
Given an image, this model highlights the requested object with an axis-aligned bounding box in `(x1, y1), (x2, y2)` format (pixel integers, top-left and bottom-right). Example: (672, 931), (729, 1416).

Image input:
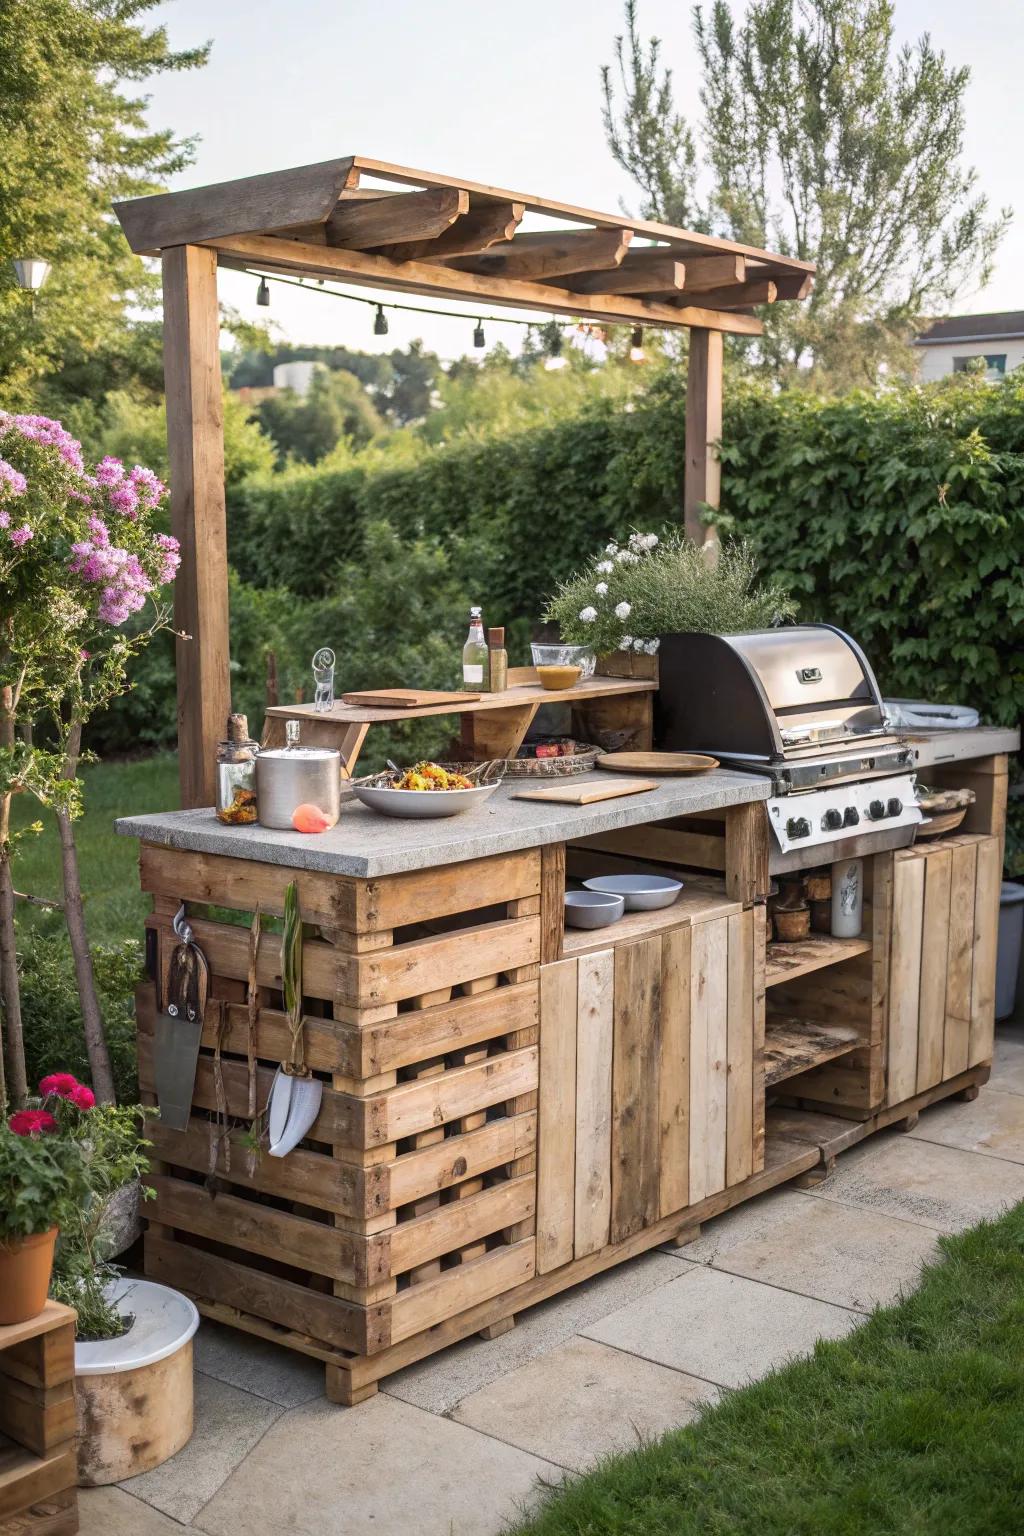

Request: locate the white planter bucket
(75, 1278), (199, 1486)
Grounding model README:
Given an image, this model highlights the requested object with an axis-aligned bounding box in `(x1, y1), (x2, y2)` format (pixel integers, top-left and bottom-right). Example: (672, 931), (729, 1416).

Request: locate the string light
(256, 277), (270, 308)
(629, 326), (646, 363)
(473, 319), (485, 349)
(543, 330), (568, 372)
(373, 304), (389, 336)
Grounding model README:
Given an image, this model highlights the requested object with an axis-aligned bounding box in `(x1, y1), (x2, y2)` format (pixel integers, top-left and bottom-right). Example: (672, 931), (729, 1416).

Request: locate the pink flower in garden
(155, 532), (181, 583)
(129, 464), (166, 510)
(0, 413), (85, 473)
(39, 1072), (80, 1098)
(94, 456), (125, 486)
(87, 515), (110, 547)
(8, 1109), (59, 1136)
(9, 524), (33, 546)
(68, 1084), (96, 1111)
(0, 511), (8, 528)
(0, 458), (27, 496)
(108, 481), (139, 519)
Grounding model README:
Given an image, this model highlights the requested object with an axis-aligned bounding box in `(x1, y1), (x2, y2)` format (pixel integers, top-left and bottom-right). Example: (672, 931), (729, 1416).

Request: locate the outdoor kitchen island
(117, 725), (1015, 1405)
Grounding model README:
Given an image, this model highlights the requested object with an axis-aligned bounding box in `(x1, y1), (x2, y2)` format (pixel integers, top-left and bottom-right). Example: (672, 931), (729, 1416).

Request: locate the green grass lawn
(509, 1202), (1024, 1536)
(11, 754), (179, 947)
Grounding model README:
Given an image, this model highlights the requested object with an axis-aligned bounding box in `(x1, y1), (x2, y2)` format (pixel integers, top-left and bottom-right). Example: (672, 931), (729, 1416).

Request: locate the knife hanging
(152, 903), (209, 1131)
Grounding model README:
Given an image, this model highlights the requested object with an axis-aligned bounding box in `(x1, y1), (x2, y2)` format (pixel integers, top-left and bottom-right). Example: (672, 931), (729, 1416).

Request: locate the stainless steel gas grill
(656, 625), (922, 869)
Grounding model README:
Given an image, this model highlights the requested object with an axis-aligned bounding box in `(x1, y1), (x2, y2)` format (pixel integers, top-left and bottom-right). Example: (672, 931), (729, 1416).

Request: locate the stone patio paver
(384, 1249), (692, 1416)
(990, 1032), (1024, 1095)
(122, 1369), (283, 1523)
(804, 1118), (1024, 1231)
(194, 1317), (324, 1407)
(193, 1392), (555, 1536)
(679, 1186), (939, 1311)
(583, 1265), (859, 1388)
(452, 1335), (719, 1471)
(78, 1486), (191, 1533)
(908, 1086), (1024, 1164)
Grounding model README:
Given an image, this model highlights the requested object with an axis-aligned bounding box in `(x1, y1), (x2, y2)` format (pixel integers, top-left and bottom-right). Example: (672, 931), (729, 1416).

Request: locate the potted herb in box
(0, 1112), (85, 1325)
(545, 534), (796, 678)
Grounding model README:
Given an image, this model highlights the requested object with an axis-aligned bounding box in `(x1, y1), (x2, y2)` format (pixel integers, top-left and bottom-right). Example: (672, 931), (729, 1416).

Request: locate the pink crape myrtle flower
(129, 465), (166, 510)
(0, 413), (85, 474)
(155, 533), (181, 583)
(94, 456), (125, 486)
(9, 524), (33, 546)
(0, 458), (27, 497)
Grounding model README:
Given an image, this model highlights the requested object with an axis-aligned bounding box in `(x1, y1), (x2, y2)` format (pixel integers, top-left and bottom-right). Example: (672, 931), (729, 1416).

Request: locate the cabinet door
(886, 834), (1000, 1106)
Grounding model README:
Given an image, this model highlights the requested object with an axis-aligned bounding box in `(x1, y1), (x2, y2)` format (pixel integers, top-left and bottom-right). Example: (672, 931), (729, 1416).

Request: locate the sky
(144, 0), (1024, 362)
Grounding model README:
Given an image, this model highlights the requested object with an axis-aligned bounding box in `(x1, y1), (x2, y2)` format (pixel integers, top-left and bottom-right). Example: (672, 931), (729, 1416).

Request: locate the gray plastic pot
(997, 882), (1024, 1021)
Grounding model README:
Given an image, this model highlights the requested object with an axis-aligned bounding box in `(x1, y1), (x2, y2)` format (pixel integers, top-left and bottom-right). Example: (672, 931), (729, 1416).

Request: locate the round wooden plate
(596, 751), (719, 775)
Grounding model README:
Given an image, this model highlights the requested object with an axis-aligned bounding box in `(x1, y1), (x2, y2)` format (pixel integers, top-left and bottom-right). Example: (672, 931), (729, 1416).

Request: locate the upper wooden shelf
(267, 675), (656, 725)
(766, 935), (871, 988)
(562, 879), (739, 957)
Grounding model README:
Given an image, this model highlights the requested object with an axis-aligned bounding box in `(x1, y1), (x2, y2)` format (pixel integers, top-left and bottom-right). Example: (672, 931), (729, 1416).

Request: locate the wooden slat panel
(537, 959), (578, 1273)
(916, 848), (952, 1091)
(888, 853), (926, 1104)
(943, 841), (979, 1078)
(147, 911), (340, 999)
(351, 852), (541, 932)
(343, 983), (538, 1076)
(387, 1111), (536, 1208)
(150, 1174), (353, 1280)
(0, 1375), (75, 1457)
(347, 917), (539, 1005)
(389, 1177), (534, 1276)
(573, 949), (614, 1257)
(610, 937), (662, 1242)
(0, 1444), (76, 1525)
(969, 837), (1001, 1067)
(658, 925), (691, 1216)
(378, 1047), (537, 1145)
(388, 1240), (535, 1346)
(726, 910), (754, 1185)
(141, 844), (347, 928)
(752, 903), (767, 1173)
(689, 917), (729, 1202)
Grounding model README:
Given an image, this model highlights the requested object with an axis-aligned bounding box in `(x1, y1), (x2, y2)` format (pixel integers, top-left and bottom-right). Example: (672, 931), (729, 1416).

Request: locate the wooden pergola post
(683, 327), (723, 546)
(162, 245), (230, 808)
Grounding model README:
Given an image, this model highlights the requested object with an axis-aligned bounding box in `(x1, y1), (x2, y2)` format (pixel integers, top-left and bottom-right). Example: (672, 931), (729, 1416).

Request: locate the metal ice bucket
(255, 746), (341, 830)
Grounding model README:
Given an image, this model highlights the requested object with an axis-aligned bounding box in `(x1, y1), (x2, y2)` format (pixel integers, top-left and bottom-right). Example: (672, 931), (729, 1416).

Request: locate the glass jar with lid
(215, 713), (259, 824)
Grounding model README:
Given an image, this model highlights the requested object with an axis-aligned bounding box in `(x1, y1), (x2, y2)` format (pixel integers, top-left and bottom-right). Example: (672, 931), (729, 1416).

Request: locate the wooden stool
(0, 1302), (78, 1535)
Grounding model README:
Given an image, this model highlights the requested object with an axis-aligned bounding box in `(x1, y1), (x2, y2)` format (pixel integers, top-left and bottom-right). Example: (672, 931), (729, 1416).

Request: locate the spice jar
(215, 714), (259, 824)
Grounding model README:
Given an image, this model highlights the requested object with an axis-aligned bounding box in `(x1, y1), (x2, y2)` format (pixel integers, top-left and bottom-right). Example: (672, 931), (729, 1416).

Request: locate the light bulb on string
(543, 329), (568, 372)
(629, 326), (645, 363)
(256, 277), (270, 308)
(473, 319), (485, 349)
(374, 304), (389, 336)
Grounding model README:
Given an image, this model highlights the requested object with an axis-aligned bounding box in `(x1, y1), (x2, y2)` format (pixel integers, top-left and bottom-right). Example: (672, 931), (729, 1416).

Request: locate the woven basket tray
(503, 744), (600, 778)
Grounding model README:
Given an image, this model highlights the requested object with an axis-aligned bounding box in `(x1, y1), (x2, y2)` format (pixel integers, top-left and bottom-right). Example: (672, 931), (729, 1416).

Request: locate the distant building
(913, 312), (1024, 382)
(272, 360), (320, 397)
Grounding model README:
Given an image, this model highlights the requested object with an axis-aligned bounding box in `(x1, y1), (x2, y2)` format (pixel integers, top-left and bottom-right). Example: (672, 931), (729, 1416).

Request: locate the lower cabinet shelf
(766, 935), (871, 987)
(765, 1016), (860, 1088)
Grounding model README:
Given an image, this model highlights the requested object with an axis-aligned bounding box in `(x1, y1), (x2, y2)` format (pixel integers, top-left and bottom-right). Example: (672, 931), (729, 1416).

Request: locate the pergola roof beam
(563, 256), (686, 295)
(325, 187), (468, 249)
(444, 228), (633, 282)
(383, 200), (525, 262)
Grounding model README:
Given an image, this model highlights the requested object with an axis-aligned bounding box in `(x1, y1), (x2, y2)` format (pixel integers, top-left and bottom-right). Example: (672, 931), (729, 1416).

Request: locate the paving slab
(680, 1187), (938, 1311)
(121, 1370), (282, 1523)
(805, 1127), (1024, 1231)
(194, 1317), (324, 1407)
(987, 1035), (1024, 1096)
(79, 1486), (190, 1534)
(452, 1335), (719, 1471)
(583, 1266), (858, 1388)
(385, 1249), (692, 1415)
(908, 1087), (1024, 1164)
(194, 1392), (554, 1536)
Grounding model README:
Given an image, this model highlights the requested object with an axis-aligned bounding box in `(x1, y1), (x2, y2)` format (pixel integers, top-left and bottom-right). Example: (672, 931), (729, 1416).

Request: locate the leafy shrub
(19, 932), (143, 1102)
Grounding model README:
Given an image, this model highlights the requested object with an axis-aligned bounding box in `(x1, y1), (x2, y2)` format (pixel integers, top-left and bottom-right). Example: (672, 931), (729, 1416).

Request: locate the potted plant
(544, 533), (796, 678)
(0, 1111), (85, 1324)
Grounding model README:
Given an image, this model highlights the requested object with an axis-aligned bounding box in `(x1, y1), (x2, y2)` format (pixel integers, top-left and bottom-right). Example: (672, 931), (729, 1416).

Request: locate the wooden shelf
(766, 935), (871, 988)
(561, 882), (739, 957)
(764, 1017), (860, 1088)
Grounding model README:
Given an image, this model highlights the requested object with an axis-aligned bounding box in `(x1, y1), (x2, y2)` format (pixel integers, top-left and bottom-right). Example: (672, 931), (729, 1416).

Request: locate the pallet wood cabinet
(0, 1304), (78, 1536)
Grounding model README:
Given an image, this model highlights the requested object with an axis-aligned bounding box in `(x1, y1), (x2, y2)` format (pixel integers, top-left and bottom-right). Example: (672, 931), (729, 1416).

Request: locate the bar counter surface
(116, 723), (1016, 1405)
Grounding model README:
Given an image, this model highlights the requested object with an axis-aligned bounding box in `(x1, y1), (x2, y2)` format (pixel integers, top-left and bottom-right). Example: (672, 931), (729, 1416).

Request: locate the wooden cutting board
(511, 778), (658, 805)
(596, 751), (719, 775)
(341, 688), (480, 709)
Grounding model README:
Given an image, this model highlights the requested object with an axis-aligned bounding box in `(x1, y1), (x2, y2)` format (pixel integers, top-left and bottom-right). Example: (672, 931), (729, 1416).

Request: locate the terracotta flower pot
(0, 1226), (58, 1325)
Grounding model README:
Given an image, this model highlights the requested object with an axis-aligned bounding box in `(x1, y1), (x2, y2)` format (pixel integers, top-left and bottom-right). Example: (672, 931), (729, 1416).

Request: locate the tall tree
(0, 0), (208, 409)
(602, 0), (1010, 383)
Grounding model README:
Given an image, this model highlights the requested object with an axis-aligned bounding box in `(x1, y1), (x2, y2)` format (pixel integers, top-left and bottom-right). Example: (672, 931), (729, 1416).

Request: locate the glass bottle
(215, 713), (259, 824)
(462, 606), (488, 690)
(488, 626), (508, 693)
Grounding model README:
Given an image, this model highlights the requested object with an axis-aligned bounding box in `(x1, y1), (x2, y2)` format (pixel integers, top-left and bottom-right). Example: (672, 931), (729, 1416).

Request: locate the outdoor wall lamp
(12, 258), (51, 292)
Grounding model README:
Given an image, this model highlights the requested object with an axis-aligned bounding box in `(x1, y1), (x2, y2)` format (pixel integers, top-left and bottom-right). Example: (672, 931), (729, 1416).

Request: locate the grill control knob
(823, 808), (843, 831)
(868, 799), (885, 821)
(887, 797), (903, 817)
(786, 816), (812, 840)
(843, 806), (860, 827)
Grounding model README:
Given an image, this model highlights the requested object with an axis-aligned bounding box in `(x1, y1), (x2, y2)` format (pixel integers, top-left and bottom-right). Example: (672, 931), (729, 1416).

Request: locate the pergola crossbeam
(445, 228), (633, 283)
(325, 187), (468, 249)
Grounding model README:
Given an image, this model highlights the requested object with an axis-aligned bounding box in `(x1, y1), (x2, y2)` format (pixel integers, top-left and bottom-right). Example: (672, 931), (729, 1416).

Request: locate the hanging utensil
(266, 881), (323, 1158)
(312, 647), (336, 713)
(152, 905), (209, 1132)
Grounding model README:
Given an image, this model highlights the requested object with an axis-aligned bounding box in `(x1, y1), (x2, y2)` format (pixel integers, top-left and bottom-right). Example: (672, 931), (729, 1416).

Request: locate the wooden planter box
(596, 650), (659, 681)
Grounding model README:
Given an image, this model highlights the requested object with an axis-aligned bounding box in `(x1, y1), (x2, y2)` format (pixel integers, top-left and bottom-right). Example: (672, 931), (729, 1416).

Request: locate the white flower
(595, 582), (608, 596)
(596, 560), (613, 574)
(619, 635), (634, 651)
(628, 532), (642, 546)
(642, 533), (659, 549)
(644, 639), (659, 654)
(633, 638), (646, 653)
(616, 549), (638, 564)
(614, 601), (631, 621)
(605, 542), (619, 555)
(578, 606), (598, 623)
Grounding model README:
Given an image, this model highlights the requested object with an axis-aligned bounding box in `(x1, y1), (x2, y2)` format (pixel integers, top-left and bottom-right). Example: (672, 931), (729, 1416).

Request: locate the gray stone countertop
(904, 724), (1019, 770)
(115, 769), (769, 880)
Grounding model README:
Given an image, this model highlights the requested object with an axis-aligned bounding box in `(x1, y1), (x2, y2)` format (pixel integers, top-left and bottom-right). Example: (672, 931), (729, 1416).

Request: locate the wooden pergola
(114, 155), (815, 809)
